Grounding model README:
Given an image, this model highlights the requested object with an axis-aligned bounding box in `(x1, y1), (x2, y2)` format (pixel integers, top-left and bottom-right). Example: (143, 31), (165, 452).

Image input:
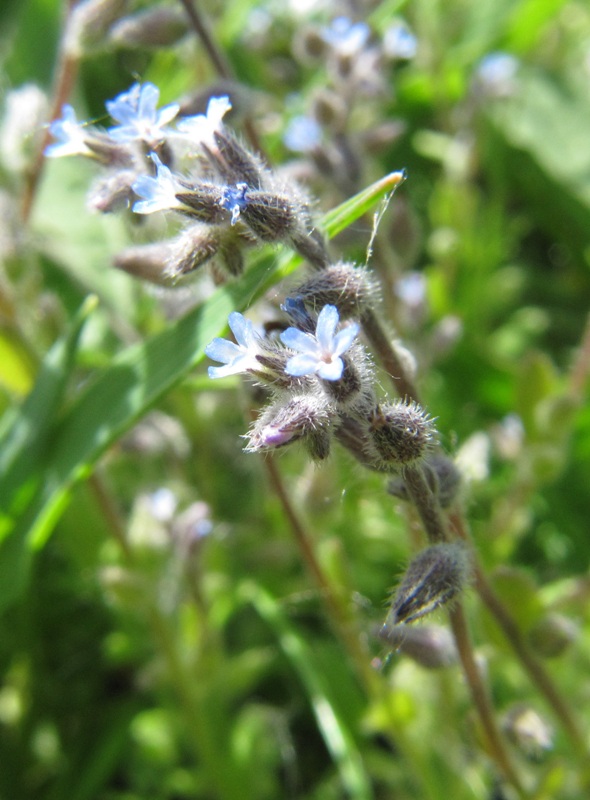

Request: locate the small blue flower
(45, 105), (92, 158)
(132, 153), (186, 215)
(205, 312), (262, 379)
(280, 304), (359, 381)
(221, 183), (249, 225)
(322, 17), (370, 55)
(283, 116), (322, 153)
(383, 24), (417, 60)
(176, 95), (232, 149)
(106, 82), (179, 145)
(475, 52), (519, 96)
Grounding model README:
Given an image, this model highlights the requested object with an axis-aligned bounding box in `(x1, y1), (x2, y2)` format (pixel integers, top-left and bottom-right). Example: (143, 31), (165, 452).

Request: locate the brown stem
(262, 454), (376, 690)
(360, 308), (421, 403)
(403, 465), (448, 543)
(177, 0), (265, 157)
(21, 1), (80, 224)
(448, 603), (525, 796)
(448, 509), (586, 757)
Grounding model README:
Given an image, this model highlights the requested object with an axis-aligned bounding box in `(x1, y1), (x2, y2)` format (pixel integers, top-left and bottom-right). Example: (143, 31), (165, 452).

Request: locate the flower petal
(284, 353), (320, 376)
(315, 305), (339, 350)
(280, 327), (318, 354)
(317, 358), (344, 381)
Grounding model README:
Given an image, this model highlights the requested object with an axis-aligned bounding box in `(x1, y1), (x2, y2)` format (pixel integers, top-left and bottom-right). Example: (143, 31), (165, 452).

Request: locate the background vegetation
(1, 0), (590, 798)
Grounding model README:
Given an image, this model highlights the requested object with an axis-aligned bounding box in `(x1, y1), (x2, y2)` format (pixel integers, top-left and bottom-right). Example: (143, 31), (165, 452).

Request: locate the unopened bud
(378, 623), (458, 668)
(388, 453), (461, 508)
(295, 261), (379, 318)
(109, 7), (189, 49)
(245, 394), (332, 459)
(387, 543), (472, 625)
(65, 0), (129, 56)
(209, 131), (265, 188)
(369, 401), (435, 469)
(311, 89), (347, 132)
(527, 613), (577, 659)
(502, 704), (553, 762)
(0, 84), (48, 175)
(88, 168), (137, 213)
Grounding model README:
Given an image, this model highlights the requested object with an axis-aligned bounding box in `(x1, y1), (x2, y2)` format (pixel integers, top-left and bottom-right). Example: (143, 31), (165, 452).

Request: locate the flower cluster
(205, 264), (435, 471)
(46, 82), (329, 280)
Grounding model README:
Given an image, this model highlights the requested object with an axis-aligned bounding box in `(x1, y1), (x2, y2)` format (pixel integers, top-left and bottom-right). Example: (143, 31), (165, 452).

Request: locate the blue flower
(205, 312), (262, 379)
(132, 154), (185, 214)
(383, 24), (417, 60)
(322, 17), (370, 55)
(45, 105), (92, 158)
(280, 304), (359, 381)
(475, 53), (519, 97)
(283, 116), (322, 153)
(106, 82), (179, 145)
(176, 95), (232, 149)
(221, 183), (249, 225)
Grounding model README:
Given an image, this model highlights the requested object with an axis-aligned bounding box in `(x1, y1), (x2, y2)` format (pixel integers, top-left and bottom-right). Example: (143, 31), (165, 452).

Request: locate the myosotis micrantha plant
(3, 1), (590, 798)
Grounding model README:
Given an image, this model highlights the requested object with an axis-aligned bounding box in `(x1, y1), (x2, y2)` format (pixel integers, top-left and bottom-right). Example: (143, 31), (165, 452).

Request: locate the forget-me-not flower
(283, 116), (322, 153)
(383, 24), (417, 60)
(280, 304), (359, 381)
(322, 17), (370, 55)
(205, 312), (262, 379)
(176, 95), (232, 149)
(45, 105), (92, 158)
(106, 82), (179, 145)
(132, 153), (185, 214)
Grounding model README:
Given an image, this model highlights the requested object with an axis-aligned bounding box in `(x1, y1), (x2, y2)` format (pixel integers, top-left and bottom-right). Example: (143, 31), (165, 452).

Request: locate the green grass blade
(242, 582), (374, 800)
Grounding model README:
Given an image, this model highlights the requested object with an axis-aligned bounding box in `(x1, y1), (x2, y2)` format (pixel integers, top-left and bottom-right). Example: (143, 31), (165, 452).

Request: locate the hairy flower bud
(87, 168), (138, 212)
(294, 261), (379, 318)
(527, 613), (577, 659)
(109, 7), (189, 49)
(65, 0), (129, 56)
(378, 623), (458, 668)
(369, 401), (434, 470)
(388, 453), (461, 508)
(387, 543), (472, 625)
(245, 394), (332, 460)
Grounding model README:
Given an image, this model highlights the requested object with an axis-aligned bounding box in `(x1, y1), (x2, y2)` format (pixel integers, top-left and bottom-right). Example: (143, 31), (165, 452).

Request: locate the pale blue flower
(176, 95), (232, 149)
(284, 116), (322, 153)
(106, 82), (179, 144)
(132, 153), (185, 214)
(322, 17), (370, 55)
(221, 183), (249, 224)
(383, 24), (417, 60)
(475, 53), (519, 97)
(205, 312), (262, 379)
(45, 105), (92, 157)
(280, 304), (359, 381)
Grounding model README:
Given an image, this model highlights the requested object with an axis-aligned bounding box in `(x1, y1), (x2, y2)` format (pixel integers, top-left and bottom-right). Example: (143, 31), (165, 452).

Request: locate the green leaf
(242, 582), (374, 800)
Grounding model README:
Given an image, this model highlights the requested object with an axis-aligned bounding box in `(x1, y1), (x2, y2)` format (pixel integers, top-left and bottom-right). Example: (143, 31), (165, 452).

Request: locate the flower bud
(208, 131), (265, 188)
(378, 623), (458, 668)
(311, 89), (347, 133)
(87, 169), (138, 213)
(245, 394), (332, 460)
(502, 704), (553, 762)
(388, 453), (461, 508)
(387, 543), (472, 625)
(295, 261), (379, 319)
(109, 7), (189, 49)
(527, 613), (577, 659)
(65, 0), (128, 56)
(369, 401), (435, 470)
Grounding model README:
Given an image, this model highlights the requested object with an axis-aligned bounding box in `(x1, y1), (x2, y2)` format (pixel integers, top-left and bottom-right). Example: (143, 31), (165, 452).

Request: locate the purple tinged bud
(378, 623), (458, 668)
(245, 395), (332, 460)
(387, 543), (472, 625)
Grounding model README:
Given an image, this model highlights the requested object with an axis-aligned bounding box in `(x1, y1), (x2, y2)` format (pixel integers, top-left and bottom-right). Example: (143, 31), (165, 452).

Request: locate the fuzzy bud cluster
(45, 82), (330, 282)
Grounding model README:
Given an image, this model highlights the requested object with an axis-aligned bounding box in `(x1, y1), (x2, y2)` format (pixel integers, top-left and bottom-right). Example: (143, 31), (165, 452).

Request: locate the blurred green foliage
(1, 1), (590, 798)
